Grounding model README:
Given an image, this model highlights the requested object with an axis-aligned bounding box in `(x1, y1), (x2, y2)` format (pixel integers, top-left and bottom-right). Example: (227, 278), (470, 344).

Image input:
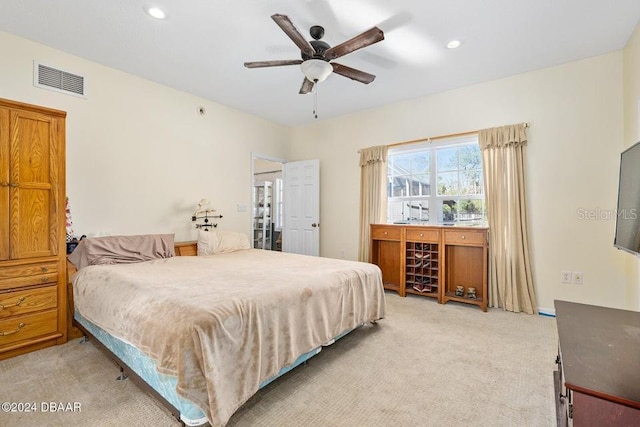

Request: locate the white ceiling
(1, 1), (639, 127)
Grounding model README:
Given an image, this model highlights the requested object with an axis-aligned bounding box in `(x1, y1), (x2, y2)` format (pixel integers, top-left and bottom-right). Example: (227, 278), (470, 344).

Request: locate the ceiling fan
(244, 14), (385, 95)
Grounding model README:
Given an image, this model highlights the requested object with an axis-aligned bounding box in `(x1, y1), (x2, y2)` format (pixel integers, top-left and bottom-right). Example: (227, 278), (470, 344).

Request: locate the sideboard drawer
(0, 309), (58, 347)
(406, 228), (440, 243)
(371, 226), (401, 241)
(444, 230), (485, 246)
(0, 286), (57, 318)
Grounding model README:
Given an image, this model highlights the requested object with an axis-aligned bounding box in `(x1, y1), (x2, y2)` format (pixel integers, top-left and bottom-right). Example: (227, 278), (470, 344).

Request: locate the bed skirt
(74, 311), (354, 425)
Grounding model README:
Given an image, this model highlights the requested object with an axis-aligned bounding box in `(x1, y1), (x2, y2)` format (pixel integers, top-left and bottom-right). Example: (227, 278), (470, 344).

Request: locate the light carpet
(0, 293), (558, 426)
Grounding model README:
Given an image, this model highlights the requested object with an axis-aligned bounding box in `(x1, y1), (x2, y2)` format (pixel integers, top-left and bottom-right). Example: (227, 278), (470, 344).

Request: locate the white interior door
(283, 159), (320, 256)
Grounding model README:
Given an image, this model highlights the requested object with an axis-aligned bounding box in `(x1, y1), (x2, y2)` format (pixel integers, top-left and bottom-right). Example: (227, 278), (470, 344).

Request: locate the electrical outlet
(561, 271), (572, 284)
(572, 272), (583, 285)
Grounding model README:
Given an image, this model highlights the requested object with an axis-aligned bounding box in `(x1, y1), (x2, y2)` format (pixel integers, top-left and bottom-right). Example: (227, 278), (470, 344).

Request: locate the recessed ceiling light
(146, 7), (166, 20)
(446, 40), (462, 49)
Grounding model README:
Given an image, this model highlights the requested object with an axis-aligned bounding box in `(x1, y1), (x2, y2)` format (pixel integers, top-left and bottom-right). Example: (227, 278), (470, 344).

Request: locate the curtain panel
(479, 124), (537, 314)
(358, 145), (388, 262)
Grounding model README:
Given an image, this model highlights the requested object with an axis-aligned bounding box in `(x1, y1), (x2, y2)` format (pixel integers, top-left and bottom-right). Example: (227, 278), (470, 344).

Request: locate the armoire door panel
(0, 109), (9, 261)
(11, 188), (54, 259)
(12, 111), (54, 185)
(0, 185), (8, 261)
(8, 111), (58, 259)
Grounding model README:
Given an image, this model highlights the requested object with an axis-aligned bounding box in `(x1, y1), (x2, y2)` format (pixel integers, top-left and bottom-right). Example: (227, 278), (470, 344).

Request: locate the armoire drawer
(0, 286), (57, 318)
(0, 265), (58, 291)
(0, 309), (58, 347)
(0, 262), (57, 280)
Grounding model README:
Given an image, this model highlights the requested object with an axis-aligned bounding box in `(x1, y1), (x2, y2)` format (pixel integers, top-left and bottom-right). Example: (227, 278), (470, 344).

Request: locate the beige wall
(623, 22), (640, 309)
(0, 31), (289, 241)
(289, 52), (631, 312)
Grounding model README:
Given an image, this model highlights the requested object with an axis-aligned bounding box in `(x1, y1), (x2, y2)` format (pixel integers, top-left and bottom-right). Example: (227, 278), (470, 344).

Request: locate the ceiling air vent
(33, 62), (86, 98)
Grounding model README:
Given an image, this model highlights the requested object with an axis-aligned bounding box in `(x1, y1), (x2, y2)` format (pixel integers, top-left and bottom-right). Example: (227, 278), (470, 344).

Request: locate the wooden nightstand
(66, 259), (83, 339)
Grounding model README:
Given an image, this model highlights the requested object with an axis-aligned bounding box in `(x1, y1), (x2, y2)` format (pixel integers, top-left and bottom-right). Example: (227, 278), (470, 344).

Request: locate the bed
(69, 233), (385, 426)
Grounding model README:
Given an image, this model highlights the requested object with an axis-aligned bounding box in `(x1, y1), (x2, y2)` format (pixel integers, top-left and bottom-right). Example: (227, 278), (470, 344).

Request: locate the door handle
(9, 182), (18, 188)
(0, 182), (8, 187)
(0, 296), (26, 310)
(312, 223), (318, 228)
(0, 322), (26, 336)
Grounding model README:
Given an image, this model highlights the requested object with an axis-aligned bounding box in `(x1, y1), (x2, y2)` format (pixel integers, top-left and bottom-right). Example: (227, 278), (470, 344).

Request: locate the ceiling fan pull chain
(313, 83), (318, 119)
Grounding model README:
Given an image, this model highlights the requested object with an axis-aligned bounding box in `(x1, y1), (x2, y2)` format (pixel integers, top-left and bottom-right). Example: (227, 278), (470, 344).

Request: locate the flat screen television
(614, 140), (640, 256)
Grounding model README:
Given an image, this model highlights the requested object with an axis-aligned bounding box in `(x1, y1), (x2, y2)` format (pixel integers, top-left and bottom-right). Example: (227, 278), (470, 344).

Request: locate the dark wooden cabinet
(554, 300), (640, 426)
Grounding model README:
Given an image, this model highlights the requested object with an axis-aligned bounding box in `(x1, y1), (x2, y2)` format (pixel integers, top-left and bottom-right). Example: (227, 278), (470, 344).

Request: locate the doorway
(251, 154), (284, 251)
(251, 154), (321, 256)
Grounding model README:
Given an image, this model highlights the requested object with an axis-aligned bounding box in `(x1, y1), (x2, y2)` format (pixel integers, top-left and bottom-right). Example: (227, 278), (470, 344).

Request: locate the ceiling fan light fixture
(300, 59), (333, 83)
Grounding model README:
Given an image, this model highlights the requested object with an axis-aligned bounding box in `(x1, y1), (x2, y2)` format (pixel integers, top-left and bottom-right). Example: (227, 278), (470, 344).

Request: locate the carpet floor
(0, 293), (558, 426)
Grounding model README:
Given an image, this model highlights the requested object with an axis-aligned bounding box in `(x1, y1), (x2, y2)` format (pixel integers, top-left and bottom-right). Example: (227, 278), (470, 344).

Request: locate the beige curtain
(358, 145), (388, 262)
(479, 124), (537, 314)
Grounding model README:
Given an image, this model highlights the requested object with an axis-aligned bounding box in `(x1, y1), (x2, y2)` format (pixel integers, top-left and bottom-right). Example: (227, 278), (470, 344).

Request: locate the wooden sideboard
(554, 300), (640, 426)
(370, 224), (488, 311)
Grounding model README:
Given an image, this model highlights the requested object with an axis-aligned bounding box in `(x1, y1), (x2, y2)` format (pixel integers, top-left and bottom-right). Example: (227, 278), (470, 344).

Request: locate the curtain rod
(381, 122), (531, 150)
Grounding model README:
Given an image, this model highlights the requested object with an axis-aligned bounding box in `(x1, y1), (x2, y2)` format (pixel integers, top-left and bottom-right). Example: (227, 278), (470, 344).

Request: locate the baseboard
(538, 307), (556, 317)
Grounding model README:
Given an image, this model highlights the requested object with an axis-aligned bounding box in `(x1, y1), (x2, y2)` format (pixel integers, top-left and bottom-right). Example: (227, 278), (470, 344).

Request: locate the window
(387, 136), (486, 224)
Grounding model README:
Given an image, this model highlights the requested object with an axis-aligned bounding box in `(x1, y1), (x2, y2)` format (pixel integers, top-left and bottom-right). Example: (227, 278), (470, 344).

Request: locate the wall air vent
(33, 61), (86, 98)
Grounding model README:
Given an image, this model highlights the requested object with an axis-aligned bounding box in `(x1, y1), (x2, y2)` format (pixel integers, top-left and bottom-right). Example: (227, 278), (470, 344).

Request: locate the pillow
(197, 230), (250, 255)
(68, 234), (175, 269)
(67, 239), (90, 270)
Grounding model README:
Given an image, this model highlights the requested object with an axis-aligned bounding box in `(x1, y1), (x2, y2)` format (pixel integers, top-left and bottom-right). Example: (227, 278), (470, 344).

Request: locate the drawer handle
(419, 233), (424, 237)
(42, 267), (48, 273)
(0, 181), (8, 187)
(0, 296), (26, 310)
(461, 235), (466, 239)
(383, 232), (388, 235)
(0, 322), (26, 336)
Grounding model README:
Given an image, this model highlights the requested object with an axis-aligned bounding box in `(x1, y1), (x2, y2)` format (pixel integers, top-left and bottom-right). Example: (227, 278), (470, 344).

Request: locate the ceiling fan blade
(332, 63), (376, 84)
(271, 14), (315, 57)
(244, 59), (303, 68)
(324, 27), (384, 60)
(299, 78), (314, 94)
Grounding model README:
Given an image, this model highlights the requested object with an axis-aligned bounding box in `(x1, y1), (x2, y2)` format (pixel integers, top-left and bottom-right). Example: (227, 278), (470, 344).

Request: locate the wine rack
(405, 242), (439, 298)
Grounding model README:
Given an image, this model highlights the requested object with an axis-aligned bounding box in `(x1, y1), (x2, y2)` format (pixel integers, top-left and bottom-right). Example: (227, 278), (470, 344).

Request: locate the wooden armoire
(0, 98), (67, 360)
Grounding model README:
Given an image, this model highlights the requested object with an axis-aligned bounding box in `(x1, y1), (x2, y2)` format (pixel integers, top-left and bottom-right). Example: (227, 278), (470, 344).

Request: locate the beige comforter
(73, 249), (385, 426)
